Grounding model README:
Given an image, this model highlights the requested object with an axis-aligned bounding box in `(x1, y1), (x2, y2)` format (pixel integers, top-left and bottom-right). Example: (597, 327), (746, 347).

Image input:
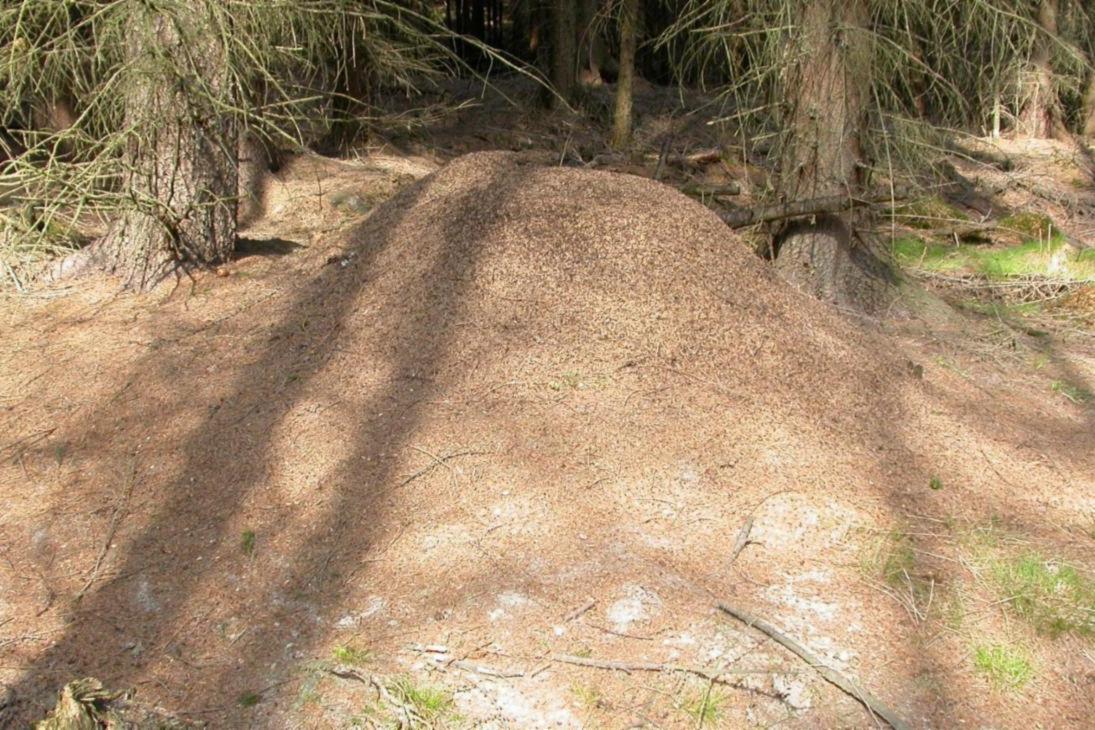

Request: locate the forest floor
(2, 80), (1095, 729)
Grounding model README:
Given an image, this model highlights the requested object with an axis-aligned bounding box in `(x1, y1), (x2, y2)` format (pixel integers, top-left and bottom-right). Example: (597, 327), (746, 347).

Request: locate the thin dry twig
(74, 459), (138, 603)
(728, 517), (754, 565)
(0, 427), (57, 458)
(326, 666), (425, 726)
(549, 653), (788, 681)
(716, 603), (910, 730)
(563, 598), (596, 622)
(450, 660), (525, 679)
(721, 187), (912, 228)
(395, 449), (488, 490)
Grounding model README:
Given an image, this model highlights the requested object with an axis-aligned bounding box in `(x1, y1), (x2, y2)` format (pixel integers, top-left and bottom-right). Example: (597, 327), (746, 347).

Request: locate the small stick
(728, 517), (754, 565)
(720, 187), (911, 228)
(326, 667), (424, 725)
(451, 660), (525, 678)
(395, 449), (486, 489)
(587, 622), (657, 641)
(550, 654), (787, 681)
(563, 598), (595, 622)
(715, 603), (910, 730)
(75, 459), (138, 602)
(654, 135), (673, 181)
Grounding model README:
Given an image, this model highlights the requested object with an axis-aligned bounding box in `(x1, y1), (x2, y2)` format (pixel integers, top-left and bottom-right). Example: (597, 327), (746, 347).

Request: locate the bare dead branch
(721, 188), (912, 228)
(716, 603), (910, 730)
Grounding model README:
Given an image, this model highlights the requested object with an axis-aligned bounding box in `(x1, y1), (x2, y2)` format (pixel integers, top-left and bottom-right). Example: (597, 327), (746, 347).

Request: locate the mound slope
(335, 150), (899, 423)
(3, 151), (1091, 728)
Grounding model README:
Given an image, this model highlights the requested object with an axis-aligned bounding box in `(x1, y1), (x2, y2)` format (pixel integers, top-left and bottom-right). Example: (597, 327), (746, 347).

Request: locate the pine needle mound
(333, 150), (898, 429)
(14, 152), (1093, 729)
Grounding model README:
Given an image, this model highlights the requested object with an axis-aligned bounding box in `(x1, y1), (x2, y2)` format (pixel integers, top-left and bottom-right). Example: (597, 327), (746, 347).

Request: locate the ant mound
(2, 150), (937, 727)
(6, 151), (1093, 729)
(334, 149), (902, 428)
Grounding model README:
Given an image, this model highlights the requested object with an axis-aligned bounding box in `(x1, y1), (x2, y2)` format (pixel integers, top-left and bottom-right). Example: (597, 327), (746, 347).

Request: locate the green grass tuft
(388, 677), (454, 721)
(998, 212), (1054, 240)
(1051, 380), (1093, 404)
(332, 644), (372, 666)
(863, 530), (918, 589)
(571, 682), (602, 712)
(241, 529), (256, 556)
(238, 691), (261, 707)
(681, 686), (724, 726)
(990, 552), (1095, 637)
(973, 644), (1034, 689)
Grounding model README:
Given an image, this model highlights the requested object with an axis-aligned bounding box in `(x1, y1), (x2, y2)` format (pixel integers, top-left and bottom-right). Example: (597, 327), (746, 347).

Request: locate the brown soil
(1, 150), (1094, 728)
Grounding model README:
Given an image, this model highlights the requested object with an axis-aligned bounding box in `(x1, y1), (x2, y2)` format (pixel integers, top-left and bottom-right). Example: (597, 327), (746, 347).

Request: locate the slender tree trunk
(575, 0), (604, 85)
(1020, 0), (1060, 138)
(773, 0), (889, 310)
(611, 0), (638, 148)
(552, 0), (577, 105)
(98, 3), (238, 290)
(1083, 70), (1095, 139)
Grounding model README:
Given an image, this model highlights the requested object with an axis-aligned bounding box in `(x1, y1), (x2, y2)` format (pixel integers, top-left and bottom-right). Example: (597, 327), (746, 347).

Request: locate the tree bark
(611, 0), (638, 148)
(1083, 69), (1095, 139)
(1019, 0), (1060, 138)
(576, 0), (607, 85)
(773, 0), (890, 311)
(551, 0), (578, 106)
(98, 2), (238, 290)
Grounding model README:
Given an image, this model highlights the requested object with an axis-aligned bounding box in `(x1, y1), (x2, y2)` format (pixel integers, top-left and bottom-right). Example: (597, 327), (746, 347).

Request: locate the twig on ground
(326, 666), (425, 726)
(2, 259), (24, 292)
(75, 459), (138, 603)
(33, 569), (55, 617)
(549, 654), (788, 682)
(728, 517), (754, 565)
(696, 677), (715, 729)
(587, 622), (658, 641)
(715, 603), (910, 730)
(344, 524), (407, 580)
(563, 598), (595, 622)
(396, 449), (487, 490)
(654, 135), (673, 181)
(451, 660), (526, 678)
(0, 427), (56, 458)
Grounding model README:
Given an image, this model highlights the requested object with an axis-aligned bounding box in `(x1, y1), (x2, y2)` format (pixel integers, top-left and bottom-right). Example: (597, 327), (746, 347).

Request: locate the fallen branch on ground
(563, 598), (595, 622)
(721, 188), (912, 228)
(589, 147), (722, 171)
(450, 660), (526, 678)
(325, 667), (426, 726)
(728, 517), (754, 565)
(682, 182), (741, 197)
(395, 449), (489, 489)
(550, 654), (789, 682)
(912, 271), (1086, 304)
(75, 459), (138, 602)
(715, 603), (910, 730)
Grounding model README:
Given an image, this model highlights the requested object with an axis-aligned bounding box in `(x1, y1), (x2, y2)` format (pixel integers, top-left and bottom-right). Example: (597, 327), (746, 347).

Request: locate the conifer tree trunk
(1020, 0), (1060, 138)
(611, 0), (638, 148)
(551, 0), (578, 105)
(575, 0), (605, 84)
(1083, 69), (1095, 139)
(99, 3), (238, 290)
(773, 0), (889, 310)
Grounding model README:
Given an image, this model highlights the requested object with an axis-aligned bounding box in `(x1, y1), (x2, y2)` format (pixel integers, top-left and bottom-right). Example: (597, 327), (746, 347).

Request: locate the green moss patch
(893, 235), (1095, 281)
